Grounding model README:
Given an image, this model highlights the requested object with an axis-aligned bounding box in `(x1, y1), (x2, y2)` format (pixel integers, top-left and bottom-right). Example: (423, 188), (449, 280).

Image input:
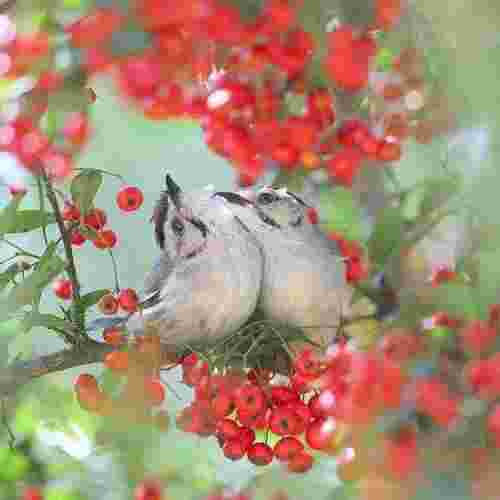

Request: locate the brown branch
(0, 340), (113, 397)
(42, 172), (86, 341)
(0, 0), (15, 14)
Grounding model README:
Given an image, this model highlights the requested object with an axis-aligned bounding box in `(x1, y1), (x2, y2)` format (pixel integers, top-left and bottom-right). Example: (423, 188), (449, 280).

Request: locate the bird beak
(165, 174), (183, 209)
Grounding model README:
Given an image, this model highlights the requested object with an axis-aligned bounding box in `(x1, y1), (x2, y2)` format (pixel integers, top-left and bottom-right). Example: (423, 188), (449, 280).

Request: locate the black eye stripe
(212, 192), (253, 206)
(154, 191), (169, 249)
(286, 191), (309, 207)
(189, 217), (209, 237)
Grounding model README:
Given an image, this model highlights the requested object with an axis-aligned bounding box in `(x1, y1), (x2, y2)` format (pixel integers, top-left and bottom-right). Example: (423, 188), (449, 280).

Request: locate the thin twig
(1, 399), (15, 448)
(108, 249), (120, 293)
(1, 239), (40, 259)
(0, 0), (16, 14)
(41, 171), (86, 342)
(36, 176), (49, 246)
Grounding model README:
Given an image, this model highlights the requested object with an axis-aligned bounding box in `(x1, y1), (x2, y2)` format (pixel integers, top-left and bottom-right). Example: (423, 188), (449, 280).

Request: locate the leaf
(430, 282), (480, 320)
(80, 289), (111, 310)
(22, 313), (73, 334)
(0, 195), (22, 237)
(272, 168), (307, 193)
(0, 264), (21, 292)
(0, 210), (56, 234)
(70, 170), (102, 215)
(3, 243), (65, 312)
(418, 174), (461, 218)
(475, 249), (500, 316)
(319, 186), (365, 241)
(368, 205), (407, 270)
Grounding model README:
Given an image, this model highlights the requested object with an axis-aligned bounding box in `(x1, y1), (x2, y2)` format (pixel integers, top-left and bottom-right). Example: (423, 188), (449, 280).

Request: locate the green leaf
(0, 196), (23, 237)
(70, 170), (103, 215)
(80, 289), (111, 310)
(272, 168), (307, 193)
(418, 174), (461, 218)
(375, 47), (394, 70)
(431, 282), (479, 320)
(0, 210), (56, 234)
(22, 313), (73, 334)
(319, 186), (365, 241)
(368, 205), (406, 270)
(0, 264), (22, 292)
(475, 249), (500, 316)
(2, 243), (66, 312)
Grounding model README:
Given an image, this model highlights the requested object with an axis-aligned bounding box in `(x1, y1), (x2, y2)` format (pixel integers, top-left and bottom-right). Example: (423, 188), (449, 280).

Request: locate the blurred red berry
(52, 278), (73, 300)
(117, 186), (144, 212)
(117, 288), (139, 312)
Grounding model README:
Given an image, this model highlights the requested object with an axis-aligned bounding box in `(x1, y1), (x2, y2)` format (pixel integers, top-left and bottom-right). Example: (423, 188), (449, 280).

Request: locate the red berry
(234, 384), (266, 417)
(62, 202), (81, 222)
(52, 278), (73, 300)
(287, 450), (314, 473)
(216, 419), (241, 442)
(117, 186), (144, 212)
(271, 143), (299, 169)
(63, 112), (90, 147)
(270, 386), (300, 407)
(327, 147), (363, 186)
(223, 438), (246, 460)
(98, 293), (119, 315)
(377, 140), (402, 162)
(117, 288), (139, 313)
(144, 378), (166, 406)
(273, 436), (304, 462)
(104, 351), (129, 372)
(70, 230), (86, 247)
(247, 442), (273, 466)
(305, 416), (338, 450)
(487, 404), (500, 442)
(93, 229), (118, 249)
(66, 7), (125, 48)
(74, 373), (98, 393)
(41, 150), (73, 179)
(461, 320), (497, 355)
(83, 208), (107, 230)
(134, 479), (163, 500)
(22, 487), (43, 500)
(238, 426), (255, 450)
(103, 327), (125, 346)
(211, 392), (234, 419)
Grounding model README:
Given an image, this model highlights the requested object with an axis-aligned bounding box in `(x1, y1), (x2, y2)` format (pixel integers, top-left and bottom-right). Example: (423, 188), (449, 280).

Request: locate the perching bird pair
(123, 174), (359, 349)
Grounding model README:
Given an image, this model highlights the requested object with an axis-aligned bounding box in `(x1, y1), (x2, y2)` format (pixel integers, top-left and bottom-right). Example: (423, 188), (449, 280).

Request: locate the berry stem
(108, 249), (121, 293)
(74, 167), (125, 182)
(35, 176), (50, 246)
(2, 239), (41, 260)
(42, 171), (86, 343)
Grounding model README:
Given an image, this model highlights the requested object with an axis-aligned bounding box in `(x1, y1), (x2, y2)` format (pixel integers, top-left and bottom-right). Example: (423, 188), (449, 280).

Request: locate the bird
(122, 174), (266, 348)
(213, 185), (363, 346)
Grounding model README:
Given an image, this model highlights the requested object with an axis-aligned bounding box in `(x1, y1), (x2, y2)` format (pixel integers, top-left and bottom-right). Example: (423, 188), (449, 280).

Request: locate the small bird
(124, 174), (265, 348)
(214, 185), (360, 345)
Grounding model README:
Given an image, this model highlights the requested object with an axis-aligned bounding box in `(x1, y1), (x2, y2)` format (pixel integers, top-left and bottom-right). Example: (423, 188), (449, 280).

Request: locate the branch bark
(0, 340), (113, 397)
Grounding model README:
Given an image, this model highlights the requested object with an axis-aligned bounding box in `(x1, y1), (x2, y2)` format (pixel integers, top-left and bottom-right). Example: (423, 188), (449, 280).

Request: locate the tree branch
(0, 340), (113, 397)
(0, 0), (15, 14)
(42, 171), (86, 341)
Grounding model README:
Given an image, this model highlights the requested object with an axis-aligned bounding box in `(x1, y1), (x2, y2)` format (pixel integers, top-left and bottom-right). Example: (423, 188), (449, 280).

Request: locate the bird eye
(257, 191), (278, 205)
(171, 217), (185, 236)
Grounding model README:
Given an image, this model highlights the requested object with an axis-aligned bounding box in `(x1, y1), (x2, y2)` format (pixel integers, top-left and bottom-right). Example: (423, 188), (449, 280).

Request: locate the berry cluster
(60, 185), (143, 250)
(75, 334), (169, 429)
